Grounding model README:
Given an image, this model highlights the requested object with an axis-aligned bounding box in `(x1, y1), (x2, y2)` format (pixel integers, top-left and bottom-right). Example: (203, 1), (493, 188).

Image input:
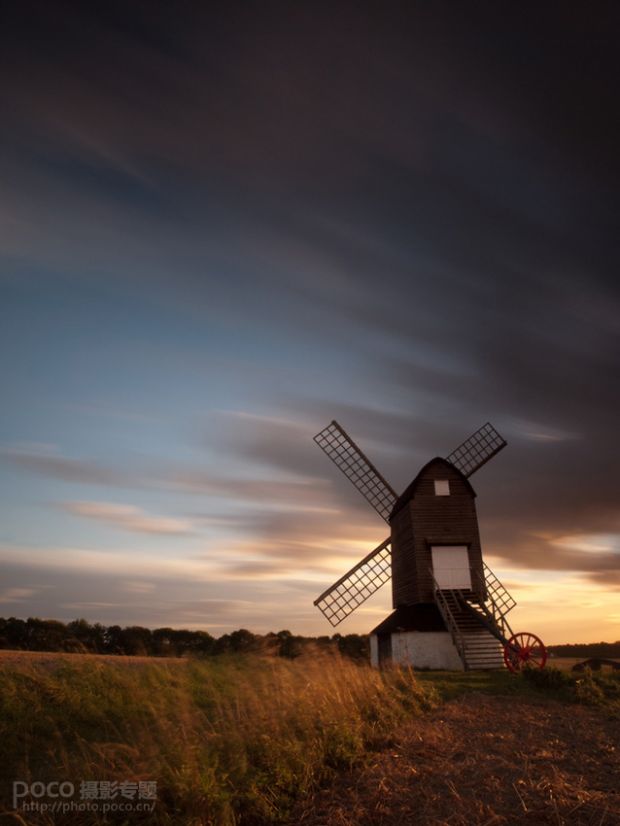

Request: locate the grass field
(0, 649), (435, 824)
(1, 650), (619, 825)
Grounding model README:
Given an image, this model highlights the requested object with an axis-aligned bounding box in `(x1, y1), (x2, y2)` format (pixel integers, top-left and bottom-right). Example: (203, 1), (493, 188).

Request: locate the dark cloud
(492, 543), (620, 577)
(587, 571), (620, 591)
(187, 409), (620, 595)
(1, 2), (618, 632)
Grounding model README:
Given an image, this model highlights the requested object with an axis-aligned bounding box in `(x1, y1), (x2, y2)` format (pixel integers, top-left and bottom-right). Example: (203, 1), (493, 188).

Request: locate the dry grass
(2, 651), (619, 825)
(0, 649), (435, 825)
(296, 693), (620, 825)
(0, 649), (184, 666)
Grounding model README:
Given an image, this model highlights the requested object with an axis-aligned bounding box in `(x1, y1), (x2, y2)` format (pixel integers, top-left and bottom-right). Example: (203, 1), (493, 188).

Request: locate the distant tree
(228, 628), (258, 653)
(152, 627), (176, 656)
(66, 619), (105, 653)
(25, 618), (67, 651)
(213, 633), (231, 655)
(192, 630), (215, 656)
(103, 625), (125, 654)
(0, 617), (373, 661)
(119, 626), (153, 655)
(336, 633), (369, 661)
(158, 628), (216, 657)
(549, 641), (620, 659)
(276, 629), (302, 658)
(2, 617), (28, 649)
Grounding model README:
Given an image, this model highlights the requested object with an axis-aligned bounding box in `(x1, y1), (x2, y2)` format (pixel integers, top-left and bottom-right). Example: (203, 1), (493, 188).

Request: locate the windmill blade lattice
(445, 422), (507, 478)
(314, 421), (397, 522)
(313, 538), (391, 626)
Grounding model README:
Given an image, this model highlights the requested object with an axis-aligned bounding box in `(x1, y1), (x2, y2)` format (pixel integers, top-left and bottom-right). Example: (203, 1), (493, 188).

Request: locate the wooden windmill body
(313, 421), (547, 672)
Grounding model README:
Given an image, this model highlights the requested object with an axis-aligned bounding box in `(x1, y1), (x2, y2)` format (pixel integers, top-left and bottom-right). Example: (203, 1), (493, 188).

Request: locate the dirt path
(296, 695), (620, 825)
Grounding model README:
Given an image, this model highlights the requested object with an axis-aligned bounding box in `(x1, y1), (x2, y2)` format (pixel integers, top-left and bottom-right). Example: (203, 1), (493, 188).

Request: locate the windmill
(312, 420), (546, 671)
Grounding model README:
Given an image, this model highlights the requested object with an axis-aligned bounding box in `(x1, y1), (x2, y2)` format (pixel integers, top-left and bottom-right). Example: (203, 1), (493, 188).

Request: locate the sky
(1, 2), (619, 644)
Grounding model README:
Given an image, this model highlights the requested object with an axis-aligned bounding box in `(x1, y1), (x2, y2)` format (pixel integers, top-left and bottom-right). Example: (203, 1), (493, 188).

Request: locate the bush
(574, 670), (606, 705)
(521, 666), (620, 711)
(521, 666), (572, 690)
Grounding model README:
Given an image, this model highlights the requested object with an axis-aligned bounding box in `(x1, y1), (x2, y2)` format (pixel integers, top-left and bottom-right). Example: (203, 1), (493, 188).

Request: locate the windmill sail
(445, 422), (507, 478)
(313, 538), (391, 626)
(313, 420), (397, 522)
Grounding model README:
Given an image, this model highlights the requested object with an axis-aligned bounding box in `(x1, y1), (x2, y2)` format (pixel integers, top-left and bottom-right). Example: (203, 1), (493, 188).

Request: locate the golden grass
(0, 650), (436, 825)
(2, 652), (619, 825)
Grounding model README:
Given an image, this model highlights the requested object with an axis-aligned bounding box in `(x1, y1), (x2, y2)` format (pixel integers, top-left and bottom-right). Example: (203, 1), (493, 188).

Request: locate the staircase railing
(468, 562), (516, 642)
(431, 561), (518, 668)
(429, 570), (468, 670)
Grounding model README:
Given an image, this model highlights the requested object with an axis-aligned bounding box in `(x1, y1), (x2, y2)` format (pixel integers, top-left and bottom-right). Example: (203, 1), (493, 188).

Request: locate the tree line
(0, 616), (369, 660)
(1, 617), (617, 661)
(548, 641), (620, 659)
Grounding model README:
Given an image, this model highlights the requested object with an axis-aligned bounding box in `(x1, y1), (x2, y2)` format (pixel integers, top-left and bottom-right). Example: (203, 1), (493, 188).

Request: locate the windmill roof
(389, 456), (475, 519)
(370, 603), (447, 635)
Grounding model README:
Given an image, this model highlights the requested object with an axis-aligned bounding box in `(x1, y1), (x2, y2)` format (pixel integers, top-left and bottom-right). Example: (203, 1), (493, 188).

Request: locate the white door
(431, 545), (471, 589)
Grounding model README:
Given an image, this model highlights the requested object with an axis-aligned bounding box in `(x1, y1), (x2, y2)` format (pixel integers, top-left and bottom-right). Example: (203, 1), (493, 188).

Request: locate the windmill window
(434, 480), (450, 496)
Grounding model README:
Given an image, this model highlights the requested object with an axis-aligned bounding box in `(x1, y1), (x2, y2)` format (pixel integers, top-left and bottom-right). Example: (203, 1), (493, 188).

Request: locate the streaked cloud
(0, 554), (329, 633)
(1, 444), (129, 487)
(1, 439), (333, 507)
(0, 3), (617, 642)
(550, 533), (620, 554)
(61, 501), (195, 536)
(507, 419), (582, 443)
(0, 543), (216, 582)
(0, 587), (38, 604)
(122, 581), (157, 594)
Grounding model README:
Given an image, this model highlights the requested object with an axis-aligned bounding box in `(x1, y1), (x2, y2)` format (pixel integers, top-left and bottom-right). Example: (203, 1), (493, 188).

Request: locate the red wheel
(503, 632), (547, 673)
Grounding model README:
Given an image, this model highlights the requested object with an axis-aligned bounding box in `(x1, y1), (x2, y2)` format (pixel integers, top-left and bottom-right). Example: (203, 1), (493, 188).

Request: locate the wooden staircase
(433, 563), (516, 671)
(440, 591), (505, 669)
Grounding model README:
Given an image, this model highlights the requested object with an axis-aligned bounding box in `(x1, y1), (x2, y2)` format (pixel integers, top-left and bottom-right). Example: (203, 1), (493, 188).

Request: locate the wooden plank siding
(390, 458), (484, 606)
